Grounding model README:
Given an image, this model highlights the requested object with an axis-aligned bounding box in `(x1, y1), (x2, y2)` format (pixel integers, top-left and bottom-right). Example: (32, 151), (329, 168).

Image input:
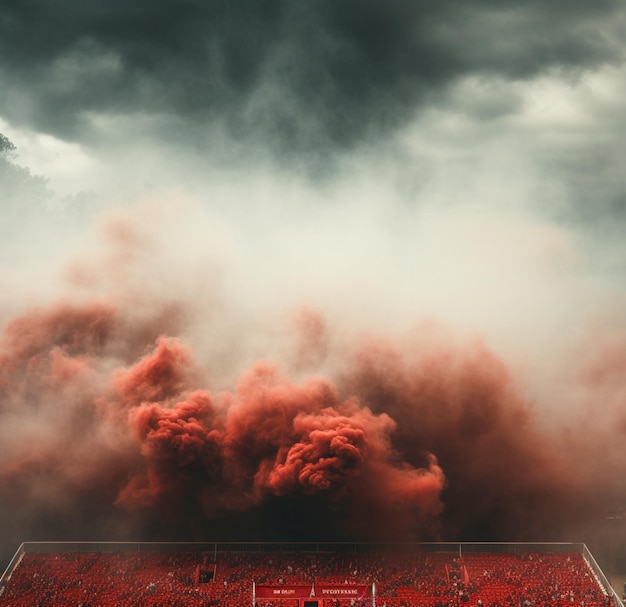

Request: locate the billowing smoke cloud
(0, 293), (449, 559)
(1, 210), (626, 573)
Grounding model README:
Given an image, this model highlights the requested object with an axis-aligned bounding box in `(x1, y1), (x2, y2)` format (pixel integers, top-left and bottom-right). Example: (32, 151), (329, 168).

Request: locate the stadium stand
(0, 543), (622, 607)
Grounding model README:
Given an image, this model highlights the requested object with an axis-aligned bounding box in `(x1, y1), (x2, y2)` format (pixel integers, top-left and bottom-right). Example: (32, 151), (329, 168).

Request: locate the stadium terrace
(0, 542), (622, 607)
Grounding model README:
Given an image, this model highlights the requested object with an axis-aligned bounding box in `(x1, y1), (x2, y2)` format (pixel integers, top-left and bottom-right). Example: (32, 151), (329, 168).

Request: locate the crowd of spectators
(0, 549), (613, 607)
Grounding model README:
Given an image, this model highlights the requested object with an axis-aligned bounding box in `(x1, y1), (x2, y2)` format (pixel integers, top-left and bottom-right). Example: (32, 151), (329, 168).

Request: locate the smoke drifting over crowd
(2, 0), (626, 575)
(1, 217), (625, 560)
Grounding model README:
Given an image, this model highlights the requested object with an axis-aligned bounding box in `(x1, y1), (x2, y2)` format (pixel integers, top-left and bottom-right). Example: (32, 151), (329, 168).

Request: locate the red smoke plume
(1, 296), (625, 568)
(109, 339), (445, 530)
(0, 304), (445, 556)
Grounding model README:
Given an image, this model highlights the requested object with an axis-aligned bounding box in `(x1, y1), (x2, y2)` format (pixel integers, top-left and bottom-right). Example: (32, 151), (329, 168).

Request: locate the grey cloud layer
(0, 0), (623, 157)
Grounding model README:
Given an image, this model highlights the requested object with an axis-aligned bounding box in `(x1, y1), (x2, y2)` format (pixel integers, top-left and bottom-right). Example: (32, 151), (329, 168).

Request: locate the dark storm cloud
(0, 0), (623, 158)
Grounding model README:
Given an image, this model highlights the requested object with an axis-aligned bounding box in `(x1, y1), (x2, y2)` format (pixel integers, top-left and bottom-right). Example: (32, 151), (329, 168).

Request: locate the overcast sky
(1, 0), (625, 362)
(2, 0), (626, 563)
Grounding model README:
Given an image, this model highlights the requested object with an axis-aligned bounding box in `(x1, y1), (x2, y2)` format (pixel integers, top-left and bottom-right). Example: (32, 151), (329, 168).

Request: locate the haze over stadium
(2, 0), (626, 576)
